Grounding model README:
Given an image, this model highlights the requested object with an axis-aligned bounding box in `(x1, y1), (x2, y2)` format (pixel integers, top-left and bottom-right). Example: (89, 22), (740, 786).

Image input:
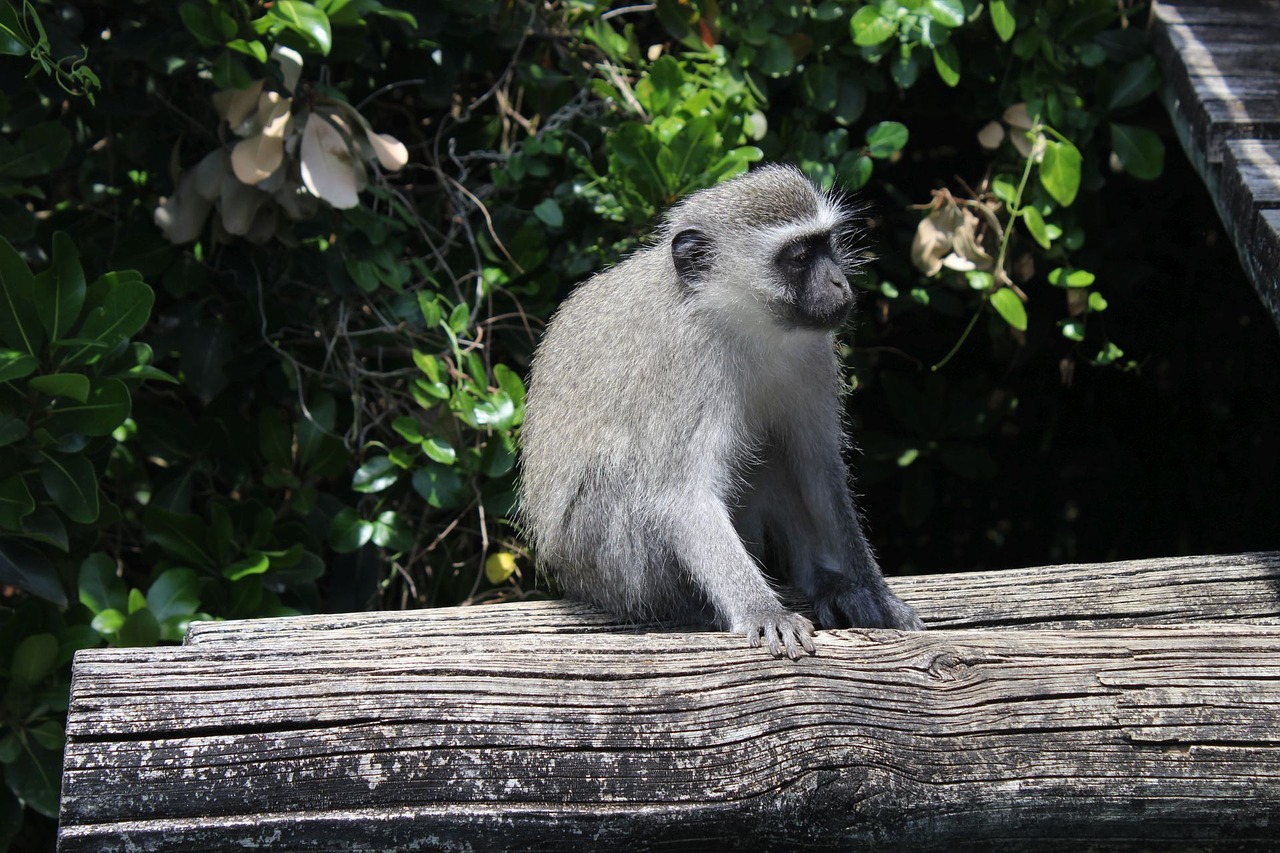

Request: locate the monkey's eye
(781, 241), (813, 268)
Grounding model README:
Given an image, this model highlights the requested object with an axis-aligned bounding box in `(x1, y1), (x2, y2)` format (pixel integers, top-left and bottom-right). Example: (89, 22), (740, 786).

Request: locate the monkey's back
(519, 246), (732, 622)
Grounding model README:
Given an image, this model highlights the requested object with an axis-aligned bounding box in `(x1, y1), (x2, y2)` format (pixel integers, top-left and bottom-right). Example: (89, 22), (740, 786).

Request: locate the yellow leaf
(484, 552), (517, 585)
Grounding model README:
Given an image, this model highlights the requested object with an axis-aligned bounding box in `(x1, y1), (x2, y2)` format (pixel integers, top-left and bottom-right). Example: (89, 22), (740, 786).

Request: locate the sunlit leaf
(1039, 139), (1082, 206)
(850, 6), (895, 46)
(1022, 206), (1051, 249)
(990, 288), (1028, 331)
(990, 0), (1016, 42)
(865, 121), (908, 158)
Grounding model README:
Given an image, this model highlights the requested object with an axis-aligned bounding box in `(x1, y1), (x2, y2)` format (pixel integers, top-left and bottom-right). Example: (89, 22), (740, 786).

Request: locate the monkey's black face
(774, 234), (855, 330)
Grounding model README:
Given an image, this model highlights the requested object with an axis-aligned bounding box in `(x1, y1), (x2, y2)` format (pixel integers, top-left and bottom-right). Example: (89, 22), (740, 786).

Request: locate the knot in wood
(925, 651), (967, 681)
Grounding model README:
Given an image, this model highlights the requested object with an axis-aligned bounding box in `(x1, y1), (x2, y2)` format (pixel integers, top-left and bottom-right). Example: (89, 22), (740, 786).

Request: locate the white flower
(157, 45), (409, 244)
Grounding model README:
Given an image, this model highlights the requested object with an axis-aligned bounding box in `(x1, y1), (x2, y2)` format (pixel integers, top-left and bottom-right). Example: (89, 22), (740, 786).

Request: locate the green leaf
(36, 232), (86, 340)
(90, 608), (125, 635)
(0, 2), (28, 55)
(11, 633), (57, 685)
(989, 288), (1028, 331)
(754, 35), (795, 77)
(0, 538), (65, 605)
(889, 47), (920, 88)
(1110, 122), (1165, 180)
(0, 235), (44, 355)
(865, 121), (908, 159)
(38, 451), (99, 524)
(1061, 319), (1085, 341)
(0, 412), (27, 447)
(1094, 341), (1125, 366)
(411, 464), (468, 509)
(5, 740), (61, 818)
(28, 720), (65, 751)
(533, 198), (563, 228)
(966, 271), (994, 291)
(28, 373), (90, 403)
(850, 6), (896, 46)
(933, 43), (960, 87)
(493, 363), (526, 422)
(422, 436), (457, 465)
(45, 378), (131, 437)
(329, 508), (373, 553)
(117, 607), (160, 647)
(79, 553), (126, 614)
(146, 568), (200, 620)
(352, 456), (400, 493)
(370, 510), (414, 551)
(1039, 139), (1082, 207)
(128, 587), (147, 614)
(391, 416), (424, 443)
(270, 0), (333, 54)
(179, 2), (220, 44)
(1108, 56), (1160, 111)
(22, 506), (68, 551)
(990, 0), (1016, 41)
(222, 552), (269, 581)
(0, 122), (71, 179)
(1088, 292), (1109, 312)
(0, 349), (37, 382)
(63, 277), (154, 366)
(448, 302), (470, 334)
(0, 474), (34, 529)
(1048, 267), (1096, 288)
(417, 293), (443, 327)
(143, 507), (215, 569)
(1022, 206), (1051, 249)
(927, 0), (966, 28)
(226, 38), (269, 64)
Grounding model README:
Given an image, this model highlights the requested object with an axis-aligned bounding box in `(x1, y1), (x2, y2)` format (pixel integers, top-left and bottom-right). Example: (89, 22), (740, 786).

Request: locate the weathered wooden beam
(180, 551), (1280, 646)
(1151, 1), (1280, 328)
(60, 624), (1280, 851)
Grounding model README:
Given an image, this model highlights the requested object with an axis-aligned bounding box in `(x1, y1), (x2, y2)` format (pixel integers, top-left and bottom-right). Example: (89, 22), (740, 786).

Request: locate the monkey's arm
(664, 492), (816, 659)
(767, 431), (925, 632)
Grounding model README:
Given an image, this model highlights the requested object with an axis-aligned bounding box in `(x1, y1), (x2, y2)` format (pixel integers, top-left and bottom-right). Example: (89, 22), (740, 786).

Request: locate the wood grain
(64, 546), (1280, 851)
(1151, 1), (1280, 327)
(60, 624), (1280, 851)
(182, 551), (1280, 645)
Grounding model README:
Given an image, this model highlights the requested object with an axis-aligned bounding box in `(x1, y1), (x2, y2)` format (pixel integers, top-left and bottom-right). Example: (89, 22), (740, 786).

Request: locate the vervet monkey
(519, 164), (923, 659)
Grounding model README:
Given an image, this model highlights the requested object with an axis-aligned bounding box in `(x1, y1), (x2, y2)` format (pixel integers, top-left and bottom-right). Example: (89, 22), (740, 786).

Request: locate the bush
(3, 0), (1277, 845)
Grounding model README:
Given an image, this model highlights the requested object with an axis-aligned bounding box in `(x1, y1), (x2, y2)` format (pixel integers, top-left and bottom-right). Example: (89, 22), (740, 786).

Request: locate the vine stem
(930, 301), (985, 372)
(932, 120), (1042, 372)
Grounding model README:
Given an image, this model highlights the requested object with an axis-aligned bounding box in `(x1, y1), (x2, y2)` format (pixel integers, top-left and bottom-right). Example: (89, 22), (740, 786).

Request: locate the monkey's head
(664, 164), (861, 333)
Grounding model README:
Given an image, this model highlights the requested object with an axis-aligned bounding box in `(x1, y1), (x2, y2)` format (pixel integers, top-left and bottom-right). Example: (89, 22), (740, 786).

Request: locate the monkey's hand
(734, 610), (817, 660)
(813, 578), (925, 631)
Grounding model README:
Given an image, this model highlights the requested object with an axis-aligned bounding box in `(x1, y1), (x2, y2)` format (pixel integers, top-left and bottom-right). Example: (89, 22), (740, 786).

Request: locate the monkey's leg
(768, 440), (925, 632)
(666, 493), (816, 659)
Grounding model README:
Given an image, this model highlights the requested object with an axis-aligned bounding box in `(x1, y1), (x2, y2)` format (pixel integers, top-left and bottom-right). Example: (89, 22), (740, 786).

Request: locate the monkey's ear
(671, 228), (712, 286)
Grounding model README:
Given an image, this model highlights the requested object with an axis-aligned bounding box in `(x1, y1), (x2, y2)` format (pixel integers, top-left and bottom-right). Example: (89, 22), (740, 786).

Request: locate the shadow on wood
(57, 552), (1280, 851)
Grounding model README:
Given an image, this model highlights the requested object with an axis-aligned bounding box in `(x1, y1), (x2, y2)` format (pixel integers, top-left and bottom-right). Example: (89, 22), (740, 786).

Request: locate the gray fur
(519, 165), (923, 659)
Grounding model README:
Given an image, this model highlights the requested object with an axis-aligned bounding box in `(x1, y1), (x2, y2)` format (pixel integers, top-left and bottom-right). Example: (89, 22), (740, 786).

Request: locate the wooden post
(58, 553), (1280, 850)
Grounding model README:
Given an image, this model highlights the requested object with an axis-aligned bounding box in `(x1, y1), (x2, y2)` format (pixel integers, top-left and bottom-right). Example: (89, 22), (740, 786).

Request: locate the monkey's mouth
(783, 291), (855, 331)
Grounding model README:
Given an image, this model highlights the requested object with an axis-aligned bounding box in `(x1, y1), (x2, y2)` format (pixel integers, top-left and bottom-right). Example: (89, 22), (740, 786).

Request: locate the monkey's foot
(735, 610), (816, 660)
(813, 581), (925, 631)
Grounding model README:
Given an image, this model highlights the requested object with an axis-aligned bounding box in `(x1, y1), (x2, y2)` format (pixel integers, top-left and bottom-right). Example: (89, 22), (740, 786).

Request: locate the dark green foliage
(0, 0), (1276, 845)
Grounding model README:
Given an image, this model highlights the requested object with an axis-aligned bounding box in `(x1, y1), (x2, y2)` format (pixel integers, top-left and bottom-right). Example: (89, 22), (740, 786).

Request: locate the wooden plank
(1154, 1), (1280, 28)
(182, 551), (1280, 646)
(1153, 17), (1280, 164)
(1151, 0), (1280, 330)
(1222, 141), (1280, 318)
(59, 625), (1280, 851)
